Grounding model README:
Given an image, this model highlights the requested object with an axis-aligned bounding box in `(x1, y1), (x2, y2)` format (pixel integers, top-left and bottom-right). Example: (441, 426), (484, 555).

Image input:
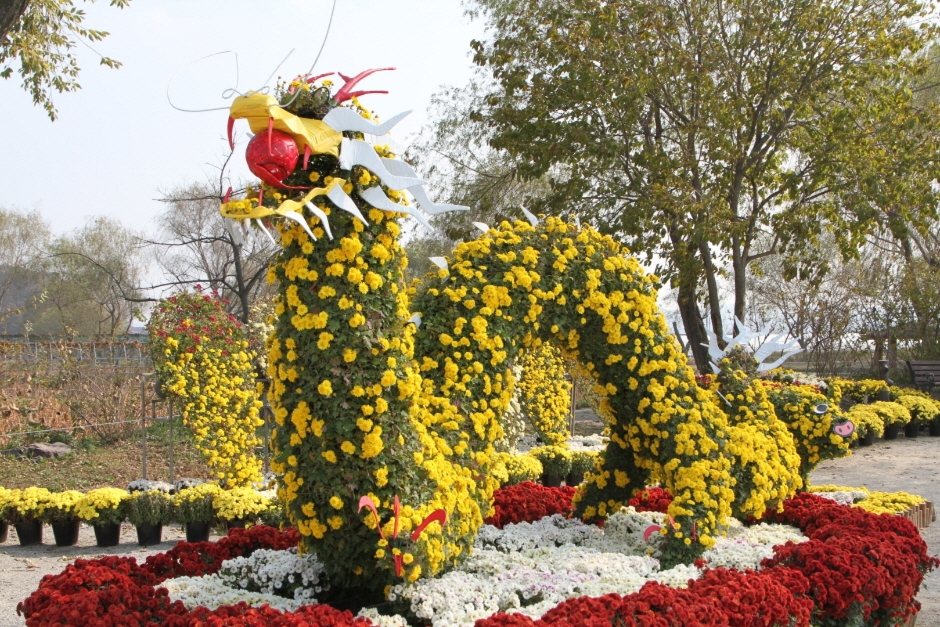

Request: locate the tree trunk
(0, 0), (29, 44)
(676, 280), (711, 373)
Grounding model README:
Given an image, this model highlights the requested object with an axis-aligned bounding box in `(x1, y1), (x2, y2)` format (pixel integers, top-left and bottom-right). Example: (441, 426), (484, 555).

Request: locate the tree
(0, 206), (51, 333)
(454, 0), (940, 371)
(41, 215), (145, 337)
(149, 181), (279, 323)
(1, 0), (130, 120)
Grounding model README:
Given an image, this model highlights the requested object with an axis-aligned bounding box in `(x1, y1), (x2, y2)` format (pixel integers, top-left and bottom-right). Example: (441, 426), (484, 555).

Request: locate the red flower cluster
(484, 481), (576, 528)
(627, 487), (674, 513)
(18, 499), (938, 627)
(478, 569), (811, 627)
(17, 526), (304, 627)
(164, 603), (373, 627)
(761, 493), (938, 626)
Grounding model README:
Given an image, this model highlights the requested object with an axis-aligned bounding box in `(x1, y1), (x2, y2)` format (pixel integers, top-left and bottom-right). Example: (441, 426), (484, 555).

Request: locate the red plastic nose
(245, 129), (299, 187)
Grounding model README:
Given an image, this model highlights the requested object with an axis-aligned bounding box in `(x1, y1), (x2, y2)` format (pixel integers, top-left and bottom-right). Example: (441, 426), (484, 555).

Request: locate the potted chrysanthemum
(896, 395), (940, 438)
(173, 482), (221, 542)
(76, 488), (128, 547)
(1, 487), (53, 545)
(529, 445), (573, 487)
(125, 490), (173, 546)
(212, 487), (272, 533)
(0, 487), (10, 543)
(567, 450), (598, 486)
(41, 490), (84, 547)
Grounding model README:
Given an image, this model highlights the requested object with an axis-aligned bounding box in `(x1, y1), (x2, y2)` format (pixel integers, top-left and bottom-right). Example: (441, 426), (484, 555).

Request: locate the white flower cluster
(393, 508), (805, 627)
(161, 548), (326, 612)
(357, 607), (409, 627)
(496, 364), (529, 452)
(475, 514), (605, 552)
(700, 523), (807, 571)
(568, 434), (607, 451)
(813, 490), (867, 506)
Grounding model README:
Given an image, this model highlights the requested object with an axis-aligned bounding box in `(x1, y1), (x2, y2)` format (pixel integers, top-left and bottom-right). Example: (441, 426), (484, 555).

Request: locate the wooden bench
(905, 360), (940, 392)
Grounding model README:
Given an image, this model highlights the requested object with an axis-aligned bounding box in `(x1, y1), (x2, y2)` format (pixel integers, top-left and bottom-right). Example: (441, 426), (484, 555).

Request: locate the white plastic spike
(322, 108), (412, 136)
(305, 202), (334, 240)
(360, 187), (433, 229)
(281, 210), (317, 242)
(381, 158), (470, 214)
(339, 140), (424, 190)
(408, 313), (422, 328)
(473, 222), (490, 233)
(758, 347), (803, 372)
(521, 207), (539, 226)
(429, 257), (448, 270)
(224, 218), (244, 246)
(326, 185), (369, 225)
(254, 219), (278, 247)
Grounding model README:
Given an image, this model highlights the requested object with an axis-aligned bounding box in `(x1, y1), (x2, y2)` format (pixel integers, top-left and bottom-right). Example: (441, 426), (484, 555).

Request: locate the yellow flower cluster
(867, 400), (912, 426)
(529, 445), (573, 478)
(847, 404), (885, 438)
(515, 343), (572, 445)
(709, 358), (803, 519)
(157, 342), (264, 486)
(493, 451), (544, 485)
(765, 383), (851, 481)
(410, 217), (736, 553)
(41, 490), (84, 523)
(212, 487), (273, 521)
(808, 484), (926, 515)
(0, 487), (53, 523)
(896, 395), (940, 425)
(75, 488), (129, 526)
(828, 378), (888, 404)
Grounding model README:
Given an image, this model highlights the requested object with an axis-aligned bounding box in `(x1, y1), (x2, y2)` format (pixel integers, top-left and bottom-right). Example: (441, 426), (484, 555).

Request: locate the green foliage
(125, 489), (172, 526)
(1, 0), (131, 120)
(528, 445), (572, 478)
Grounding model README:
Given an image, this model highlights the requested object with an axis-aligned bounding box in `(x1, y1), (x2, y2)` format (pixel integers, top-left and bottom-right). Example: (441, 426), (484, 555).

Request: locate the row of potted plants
(0, 484), (285, 548)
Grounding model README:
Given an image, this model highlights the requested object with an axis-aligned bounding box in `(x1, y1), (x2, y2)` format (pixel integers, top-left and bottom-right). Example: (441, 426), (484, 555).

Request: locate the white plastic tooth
(408, 313), (422, 328)
(428, 257), (448, 270)
(521, 207), (539, 226)
(322, 108), (412, 136)
(381, 158), (470, 215)
(254, 219), (278, 247)
(281, 210), (317, 241)
(473, 222), (490, 234)
(224, 218), (244, 246)
(360, 187), (433, 230)
(339, 140), (424, 190)
(326, 185), (369, 226)
(305, 202), (334, 240)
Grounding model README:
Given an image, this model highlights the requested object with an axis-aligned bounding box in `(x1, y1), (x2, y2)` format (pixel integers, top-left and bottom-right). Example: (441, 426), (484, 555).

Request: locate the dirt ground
(1, 435), (939, 627)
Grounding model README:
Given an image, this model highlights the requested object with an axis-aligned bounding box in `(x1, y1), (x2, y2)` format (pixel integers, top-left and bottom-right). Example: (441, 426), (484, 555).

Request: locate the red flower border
(17, 494), (938, 627)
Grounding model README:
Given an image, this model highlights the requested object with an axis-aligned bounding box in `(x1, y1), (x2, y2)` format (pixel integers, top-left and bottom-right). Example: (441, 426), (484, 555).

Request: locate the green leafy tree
(454, 0), (940, 371)
(1, 0), (131, 120)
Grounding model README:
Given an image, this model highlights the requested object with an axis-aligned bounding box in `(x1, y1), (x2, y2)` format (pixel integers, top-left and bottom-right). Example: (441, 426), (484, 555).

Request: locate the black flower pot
(884, 423), (901, 440)
(51, 519), (81, 547)
(566, 472), (585, 486)
(930, 419), (940, 437)
(541, 474), (563, 488)
(226, 518), (249, 534)
(905, 422), (921, 438)
(860, 431), (876, 446)
(0, 522), (7, 543)
(185, 521), (211, 543)
(14, 520), (43, 546)
(93, 522), (121, 547)
(135, 522), (163, 546)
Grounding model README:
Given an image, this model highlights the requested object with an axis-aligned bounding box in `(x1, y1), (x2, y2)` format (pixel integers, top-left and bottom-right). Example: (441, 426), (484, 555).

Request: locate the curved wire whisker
(167, 50), (239, 113)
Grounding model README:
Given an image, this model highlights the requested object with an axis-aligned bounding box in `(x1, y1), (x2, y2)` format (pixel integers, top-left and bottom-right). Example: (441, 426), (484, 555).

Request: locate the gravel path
(1, 436), (938, 626)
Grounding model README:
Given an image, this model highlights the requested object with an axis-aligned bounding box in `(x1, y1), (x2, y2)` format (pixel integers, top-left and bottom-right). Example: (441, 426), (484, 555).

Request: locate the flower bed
(17, 494), (937, 627)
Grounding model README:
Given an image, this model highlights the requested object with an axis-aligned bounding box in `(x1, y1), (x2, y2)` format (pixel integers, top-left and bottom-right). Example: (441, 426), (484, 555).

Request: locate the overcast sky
(0, 0), (485, 236)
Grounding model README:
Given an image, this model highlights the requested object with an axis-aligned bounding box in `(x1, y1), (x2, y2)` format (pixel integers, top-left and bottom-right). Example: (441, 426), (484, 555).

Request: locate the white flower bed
(160, 507), (806, 627)
(568, 434), (607, 451)
(812, 490), (868, 506)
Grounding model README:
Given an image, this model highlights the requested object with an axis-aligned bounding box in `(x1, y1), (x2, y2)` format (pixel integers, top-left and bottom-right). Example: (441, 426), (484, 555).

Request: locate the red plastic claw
(303, 144), (311, 170)
(305, 71), (335, 84)
(267, 117), (274, 153)
(334, 67), (396, 103)
(227, 116), (235, 150)
(393, 495), (401, 540)
(411, 509), (447, 541)
(223, 187), (232, 204)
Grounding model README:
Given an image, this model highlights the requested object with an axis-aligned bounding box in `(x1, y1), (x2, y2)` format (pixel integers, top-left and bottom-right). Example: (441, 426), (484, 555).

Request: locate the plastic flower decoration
(358, 495), (446, 578)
